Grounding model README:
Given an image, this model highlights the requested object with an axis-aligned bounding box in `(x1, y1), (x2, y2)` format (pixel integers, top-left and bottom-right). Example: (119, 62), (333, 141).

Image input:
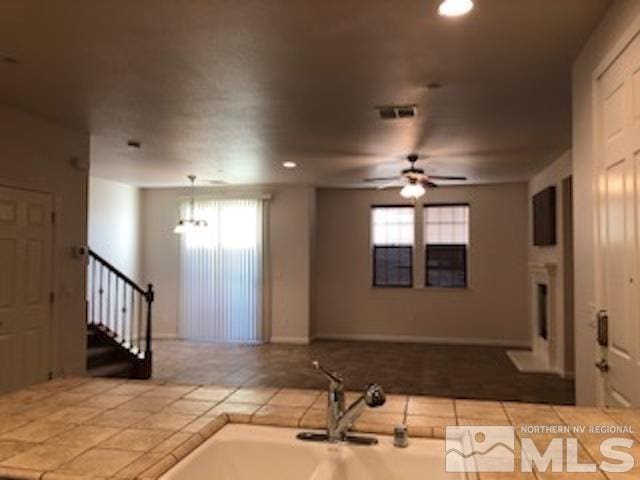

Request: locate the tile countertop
(0, 378), (638, 479)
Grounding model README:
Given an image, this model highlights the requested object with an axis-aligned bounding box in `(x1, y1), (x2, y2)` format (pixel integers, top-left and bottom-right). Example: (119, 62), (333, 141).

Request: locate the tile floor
(153, 339), (575, 405)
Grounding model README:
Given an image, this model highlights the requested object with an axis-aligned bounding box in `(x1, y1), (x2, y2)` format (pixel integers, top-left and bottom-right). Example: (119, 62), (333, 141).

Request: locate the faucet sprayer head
(364, 384), (386, 408)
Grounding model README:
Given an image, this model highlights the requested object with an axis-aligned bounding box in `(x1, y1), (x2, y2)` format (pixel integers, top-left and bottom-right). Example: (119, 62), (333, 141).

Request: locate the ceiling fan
(363, 154), (467, 199)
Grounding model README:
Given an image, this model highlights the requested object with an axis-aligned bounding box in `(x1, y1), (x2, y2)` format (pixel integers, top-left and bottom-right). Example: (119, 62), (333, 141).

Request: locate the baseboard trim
(154, 333), (178, 340)
(270, 336), (310, 345)
(315, 333), (530, 348)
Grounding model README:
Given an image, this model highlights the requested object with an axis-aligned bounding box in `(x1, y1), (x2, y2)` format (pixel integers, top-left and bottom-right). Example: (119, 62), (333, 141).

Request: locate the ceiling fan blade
(427, 175), (467, 181)
(421, 180), (439, 189)
(377, 181), (404, 190)
(363, 176), (402, 183)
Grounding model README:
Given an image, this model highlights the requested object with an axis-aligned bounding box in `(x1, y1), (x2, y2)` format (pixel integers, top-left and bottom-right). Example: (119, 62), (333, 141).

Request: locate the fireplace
(507, 262), (557, 374)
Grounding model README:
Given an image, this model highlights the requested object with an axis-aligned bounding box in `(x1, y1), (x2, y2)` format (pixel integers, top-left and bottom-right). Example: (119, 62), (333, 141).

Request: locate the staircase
(86, 249), (154, 379)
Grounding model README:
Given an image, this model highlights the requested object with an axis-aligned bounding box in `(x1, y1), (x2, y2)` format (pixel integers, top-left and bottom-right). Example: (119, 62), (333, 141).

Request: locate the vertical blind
(179, 198), (264, 343)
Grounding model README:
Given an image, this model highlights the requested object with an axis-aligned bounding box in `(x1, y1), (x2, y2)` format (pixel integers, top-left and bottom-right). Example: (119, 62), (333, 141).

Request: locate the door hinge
(51, 211), (56, 224)
(49, 291), (55, 304)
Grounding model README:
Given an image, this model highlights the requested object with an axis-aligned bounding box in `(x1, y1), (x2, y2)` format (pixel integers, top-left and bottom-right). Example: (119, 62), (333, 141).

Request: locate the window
(424, 204), (469, 288)
(371, 206), (414, 287)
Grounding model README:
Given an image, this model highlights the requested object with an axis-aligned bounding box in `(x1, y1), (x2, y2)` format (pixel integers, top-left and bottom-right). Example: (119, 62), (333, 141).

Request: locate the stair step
(87, 361), (133, 378)
(87, 346), (115, 358)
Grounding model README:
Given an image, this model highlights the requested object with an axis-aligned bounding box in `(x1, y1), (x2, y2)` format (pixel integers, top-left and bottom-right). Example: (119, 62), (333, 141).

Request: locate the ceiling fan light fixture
(400, 181), (426, 200)
(174, 175), (208, 235)
(438, 0), (474, 17)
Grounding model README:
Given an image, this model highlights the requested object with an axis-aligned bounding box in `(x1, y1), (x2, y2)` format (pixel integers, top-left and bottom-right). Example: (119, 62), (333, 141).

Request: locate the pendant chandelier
(174, 175), (208, 234)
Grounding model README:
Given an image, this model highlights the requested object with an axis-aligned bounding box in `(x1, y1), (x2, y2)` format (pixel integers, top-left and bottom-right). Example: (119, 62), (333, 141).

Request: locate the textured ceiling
(0, 0), (610, 187)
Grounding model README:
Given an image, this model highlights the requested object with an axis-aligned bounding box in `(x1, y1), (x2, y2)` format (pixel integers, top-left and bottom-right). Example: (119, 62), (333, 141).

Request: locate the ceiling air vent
(375, 105), (417, 120)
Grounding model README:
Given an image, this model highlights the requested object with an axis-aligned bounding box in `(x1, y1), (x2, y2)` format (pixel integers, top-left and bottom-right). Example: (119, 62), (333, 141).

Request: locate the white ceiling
(0, 0), (610, 187)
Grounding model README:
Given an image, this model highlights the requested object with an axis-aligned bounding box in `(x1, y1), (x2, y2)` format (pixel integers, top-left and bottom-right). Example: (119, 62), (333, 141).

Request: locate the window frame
(423, 203), (470, 289)
(370, 204), (415, 288)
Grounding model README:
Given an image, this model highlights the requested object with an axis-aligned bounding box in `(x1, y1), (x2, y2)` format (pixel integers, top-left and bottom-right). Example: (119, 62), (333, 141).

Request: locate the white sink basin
(161, 424), (467, 480)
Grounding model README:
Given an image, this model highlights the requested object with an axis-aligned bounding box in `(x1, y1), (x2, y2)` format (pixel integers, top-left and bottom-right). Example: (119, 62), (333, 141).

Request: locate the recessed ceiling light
(438, 0), (474, 17)
(127, 140), (141, 149)
(282, 161), (297, 169)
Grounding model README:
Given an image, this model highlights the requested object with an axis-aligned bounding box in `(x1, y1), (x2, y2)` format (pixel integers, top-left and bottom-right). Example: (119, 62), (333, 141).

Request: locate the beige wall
(528, 150), (573, 375)
(314, 183), (529, 345)
(88, 176), (141, 282)
(572, 0), (640, 406)
(141, 185), (315, 343)
(0, 105), (90, 377)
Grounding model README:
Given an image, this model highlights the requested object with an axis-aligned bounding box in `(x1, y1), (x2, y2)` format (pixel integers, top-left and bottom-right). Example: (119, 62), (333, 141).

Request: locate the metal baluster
(115, 277), (120, 341)
(137, 292), (143, 354)
(122, 282), (127, 345)
(128, 286), (133, 349)
(99, 264), (104, 326)
(91, 257), (96, 325)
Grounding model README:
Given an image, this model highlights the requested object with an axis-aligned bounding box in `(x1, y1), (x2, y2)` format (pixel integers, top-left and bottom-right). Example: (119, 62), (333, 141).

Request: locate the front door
(597, 32), (640, 407)
(0, 185), (53, 393)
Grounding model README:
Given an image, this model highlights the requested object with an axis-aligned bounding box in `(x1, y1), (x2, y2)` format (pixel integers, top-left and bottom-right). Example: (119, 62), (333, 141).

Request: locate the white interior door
(598, 32), (640, 407)
(0, 186), (53, 393)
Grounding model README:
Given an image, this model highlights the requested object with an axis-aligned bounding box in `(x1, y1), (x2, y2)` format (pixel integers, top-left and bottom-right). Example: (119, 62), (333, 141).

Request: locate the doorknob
(595, 359), (609, 373)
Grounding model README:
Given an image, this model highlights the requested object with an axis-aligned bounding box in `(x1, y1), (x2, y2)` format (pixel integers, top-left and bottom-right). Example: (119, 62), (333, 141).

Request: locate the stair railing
(86, 249), (153, 378)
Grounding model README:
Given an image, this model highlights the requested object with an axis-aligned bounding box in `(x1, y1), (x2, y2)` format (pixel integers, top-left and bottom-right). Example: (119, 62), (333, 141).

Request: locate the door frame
(0, 180), (56, 382)
(591, 21), (640, 406)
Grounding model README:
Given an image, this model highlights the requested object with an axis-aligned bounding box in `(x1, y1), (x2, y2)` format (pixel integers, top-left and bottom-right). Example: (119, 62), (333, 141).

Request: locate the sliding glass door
(179, 198), (264, 343)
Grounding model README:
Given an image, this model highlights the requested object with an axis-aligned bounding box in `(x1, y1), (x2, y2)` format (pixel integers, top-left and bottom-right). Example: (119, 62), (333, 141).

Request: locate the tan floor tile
(53, 448), (142, 477)
(0, 422), (73, 443)
(46, 393), (92, 407)
(252, 405), (307, 427)
(29, 377), (88, 392)
(141, 385), (197, 399)
(0, 440), (37, 463)
(67, 380), (125, 396)
(105, 383), (160, 397)
(204, 402), (260, 422)
(170, 433), (205, 460)
(46, 425), (120, 448)
(406, 414), (456, 438)
(133, 412), (197, 431)
(0, 444), (86, 471)
(457, 416), (512, 426)
(455, 400), (508, 421)
(354, 411), (403, 428)
(181, 416), (214, 434)
(41, 406), (103, 424)
(408, 396), (455, 416)
(112, 452), (165, 479)
(164, 399), (217, 415)
(0, 415), (31, 435)
(376, 394), (408, 414)
(300, 409), (326, 429)
(183, 386), (236, 402)
(83, 395), (134, 409)
(137, 454), (177, 480)
(0, 465), (43, 479)
(116, 396), (176, 413)
(150, 432), (192, 455)
(17, 403), (67, 421)
(86, 409), (152, 428)
(268, 389), (321, 408)
(99, 428), (172, 452)
(226, 387), (278, 405)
